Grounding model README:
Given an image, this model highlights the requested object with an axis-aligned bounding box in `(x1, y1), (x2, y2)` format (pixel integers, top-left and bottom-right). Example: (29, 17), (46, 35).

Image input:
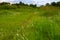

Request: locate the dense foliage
(0, 1), (60, 9)
(46, 1), (60, 7)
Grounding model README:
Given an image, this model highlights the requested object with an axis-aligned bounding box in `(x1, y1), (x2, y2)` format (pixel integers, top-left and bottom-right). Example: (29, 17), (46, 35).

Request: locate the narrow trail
(20, 12), (38, 27)
(21, 14), (34, 27)
(18, 12), (39, 40)
(19, 14), (34, 40)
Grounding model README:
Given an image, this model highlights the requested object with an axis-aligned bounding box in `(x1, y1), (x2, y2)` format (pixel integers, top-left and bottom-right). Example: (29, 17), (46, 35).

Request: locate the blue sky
(0, 0), (60, 6)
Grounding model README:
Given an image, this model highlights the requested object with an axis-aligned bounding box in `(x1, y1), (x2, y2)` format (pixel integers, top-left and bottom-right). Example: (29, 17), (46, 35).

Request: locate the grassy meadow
(0, 6), (60, 40)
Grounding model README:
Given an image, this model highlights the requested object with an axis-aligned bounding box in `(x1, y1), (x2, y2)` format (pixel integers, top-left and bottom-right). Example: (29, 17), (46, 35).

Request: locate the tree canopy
(0, 1), (60, 9)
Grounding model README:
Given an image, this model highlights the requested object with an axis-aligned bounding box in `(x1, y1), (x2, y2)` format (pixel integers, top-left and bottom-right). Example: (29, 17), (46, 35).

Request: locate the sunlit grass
(0, 6), (60, 40)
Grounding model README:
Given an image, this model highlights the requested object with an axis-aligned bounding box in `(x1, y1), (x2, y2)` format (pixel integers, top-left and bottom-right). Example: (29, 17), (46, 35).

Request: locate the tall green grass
(0, 6), (60, 40)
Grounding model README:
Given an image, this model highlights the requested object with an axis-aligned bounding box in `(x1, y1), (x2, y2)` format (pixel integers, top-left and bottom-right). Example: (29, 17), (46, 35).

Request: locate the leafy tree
(19, 2), (25, 5)
(30, 4), (37, 8)
(46, 3), (50, 6)
(51, 2), (57, 6)
(57, 1), (60, 6)
(0, 2), (10, 5)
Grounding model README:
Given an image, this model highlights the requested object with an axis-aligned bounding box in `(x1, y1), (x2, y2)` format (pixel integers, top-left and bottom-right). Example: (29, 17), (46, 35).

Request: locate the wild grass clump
(0, 10), (12, 16)
(40, 11), (58, 17)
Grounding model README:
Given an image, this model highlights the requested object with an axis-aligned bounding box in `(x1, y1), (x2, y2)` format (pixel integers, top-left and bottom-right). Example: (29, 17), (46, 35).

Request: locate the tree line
(0, 1), (60, 9)
(46, 1), (60, 6)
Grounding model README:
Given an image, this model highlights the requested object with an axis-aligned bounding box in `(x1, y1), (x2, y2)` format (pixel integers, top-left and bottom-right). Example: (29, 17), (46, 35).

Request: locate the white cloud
(0, 0), (60, 5)
(0, 0), (14, 2)
(0, 0), (14, 3)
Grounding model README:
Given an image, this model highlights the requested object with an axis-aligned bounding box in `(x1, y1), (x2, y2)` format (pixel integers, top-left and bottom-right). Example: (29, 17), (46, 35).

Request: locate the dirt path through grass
(18, 13), (35, 40)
